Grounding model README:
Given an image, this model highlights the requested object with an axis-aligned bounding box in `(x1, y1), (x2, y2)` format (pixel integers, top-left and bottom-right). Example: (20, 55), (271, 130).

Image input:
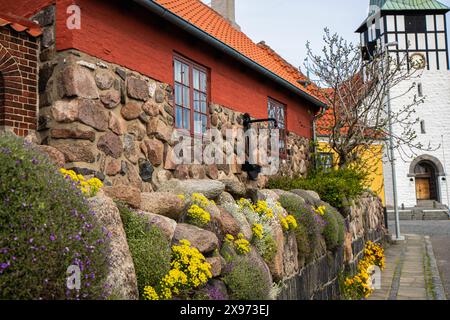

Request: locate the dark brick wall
(0, 26), (39, 137)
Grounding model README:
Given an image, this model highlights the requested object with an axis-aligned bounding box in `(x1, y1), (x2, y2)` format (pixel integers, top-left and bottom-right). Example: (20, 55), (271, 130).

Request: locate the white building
(357, 0), (450, 212)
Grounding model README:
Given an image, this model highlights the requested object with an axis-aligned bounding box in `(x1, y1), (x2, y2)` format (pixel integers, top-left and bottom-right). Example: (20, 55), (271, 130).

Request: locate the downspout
(312, 116), (318, 171)
(133, 0), (327, 110)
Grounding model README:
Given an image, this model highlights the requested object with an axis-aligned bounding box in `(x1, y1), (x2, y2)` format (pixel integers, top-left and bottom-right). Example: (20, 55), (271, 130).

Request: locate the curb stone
(424, 236), (447, 300)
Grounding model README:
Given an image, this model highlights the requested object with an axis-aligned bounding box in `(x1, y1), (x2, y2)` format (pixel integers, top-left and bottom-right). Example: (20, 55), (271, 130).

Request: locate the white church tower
(357, 0), (450, 218)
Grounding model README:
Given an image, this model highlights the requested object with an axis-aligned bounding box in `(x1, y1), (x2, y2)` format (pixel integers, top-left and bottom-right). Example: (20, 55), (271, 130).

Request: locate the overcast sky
(203, 0), (450, 71)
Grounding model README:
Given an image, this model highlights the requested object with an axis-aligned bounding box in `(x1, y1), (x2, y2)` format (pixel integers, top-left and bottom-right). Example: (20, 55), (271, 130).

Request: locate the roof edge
(355, 7), (450, 33)
(133, 0), (327, 110)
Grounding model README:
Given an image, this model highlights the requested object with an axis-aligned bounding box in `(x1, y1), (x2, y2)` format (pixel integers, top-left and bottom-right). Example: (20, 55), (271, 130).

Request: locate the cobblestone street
(369, 221), (450, 300)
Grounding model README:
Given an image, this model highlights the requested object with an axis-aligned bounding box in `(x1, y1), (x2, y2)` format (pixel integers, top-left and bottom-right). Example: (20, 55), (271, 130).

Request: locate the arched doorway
(414, 161), (439, 202)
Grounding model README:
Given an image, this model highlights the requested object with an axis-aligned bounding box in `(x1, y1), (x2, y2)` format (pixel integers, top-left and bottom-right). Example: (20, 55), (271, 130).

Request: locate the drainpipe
(132, 0), (327, 110)
(441, 135), (450, 213)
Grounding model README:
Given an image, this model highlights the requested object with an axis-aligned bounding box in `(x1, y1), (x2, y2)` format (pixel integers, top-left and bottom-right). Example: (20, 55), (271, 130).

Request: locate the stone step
(388, 210), (449, 221)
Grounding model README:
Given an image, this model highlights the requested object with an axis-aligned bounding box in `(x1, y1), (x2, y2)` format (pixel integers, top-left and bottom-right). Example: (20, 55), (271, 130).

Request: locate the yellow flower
(279, 214), (289, 231)
(234, 238), (251, 255)
(59, 169), (103, 196)
(225, 234), (235, 242)
(192, 193), (210, 208)
(177, 194), (186, 201)
(142, 286), (159, 300)
(252, 223), (264, 240)
(314, 206), (326, 216)
(187, 204), (211, 227)
(286, 215), (298, 230)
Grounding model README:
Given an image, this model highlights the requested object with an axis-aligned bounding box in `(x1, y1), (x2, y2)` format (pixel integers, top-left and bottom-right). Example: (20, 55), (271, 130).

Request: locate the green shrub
(334, 209), (345, 247)
(255, 234), (277, 263)
(321, 206), (346, 251)
(117, 202), (171, 298)
(0, 133), (110, 299)
(279, 195), (324, 263)
(268, 168), (367, 209)
(322, 209), (339, 250)
(294, 223), (310, 264)
(223, 256), (271, 300)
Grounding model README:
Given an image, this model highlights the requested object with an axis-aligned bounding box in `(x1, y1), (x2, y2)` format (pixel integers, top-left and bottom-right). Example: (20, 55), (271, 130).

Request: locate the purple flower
(32, 157), (39, 165)
(75, 234), (81, 241)
(50, 234), (56, 242)
(0, 147), (11, 154)
(29, 238), (34, 243)
(206, 285), (226, 300)
(1, 262), (11, 270)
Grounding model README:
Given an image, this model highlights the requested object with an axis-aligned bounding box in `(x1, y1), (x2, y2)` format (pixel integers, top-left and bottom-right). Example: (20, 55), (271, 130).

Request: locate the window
(318, 153), (334, 171)
(420, 120), (426, 134)
(174, 56), (208, 135)
(418, 82), (423, 97)
(268, 98), (287, 157)
(405, 15), (426, 33)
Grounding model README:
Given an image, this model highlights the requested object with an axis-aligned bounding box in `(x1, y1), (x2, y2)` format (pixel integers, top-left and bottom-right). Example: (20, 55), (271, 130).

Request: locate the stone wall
(277, 194), (387, 300)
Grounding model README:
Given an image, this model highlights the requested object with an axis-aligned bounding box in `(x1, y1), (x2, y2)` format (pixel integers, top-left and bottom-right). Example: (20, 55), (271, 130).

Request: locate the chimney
(211, 0), (241, 30)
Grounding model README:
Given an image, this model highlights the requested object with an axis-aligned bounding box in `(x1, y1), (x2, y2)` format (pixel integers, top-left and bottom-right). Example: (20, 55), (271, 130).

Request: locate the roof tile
(0, 13), (42, 38)
(154, 0), (325, 104)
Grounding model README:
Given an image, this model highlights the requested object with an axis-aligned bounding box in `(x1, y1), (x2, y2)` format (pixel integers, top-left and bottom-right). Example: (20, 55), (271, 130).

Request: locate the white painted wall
(384, 69), (450, 208)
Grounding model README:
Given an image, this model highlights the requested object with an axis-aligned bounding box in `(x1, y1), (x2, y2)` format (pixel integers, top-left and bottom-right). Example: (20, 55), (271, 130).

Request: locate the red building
(0, 0), (326, 188)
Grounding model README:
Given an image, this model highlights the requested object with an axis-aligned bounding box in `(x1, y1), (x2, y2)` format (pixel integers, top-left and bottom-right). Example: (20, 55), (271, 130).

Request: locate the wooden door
(416, 178), (431, 200)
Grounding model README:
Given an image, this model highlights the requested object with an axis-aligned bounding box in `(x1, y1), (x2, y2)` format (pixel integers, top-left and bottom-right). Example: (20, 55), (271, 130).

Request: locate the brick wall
(0, 26), (39, 137)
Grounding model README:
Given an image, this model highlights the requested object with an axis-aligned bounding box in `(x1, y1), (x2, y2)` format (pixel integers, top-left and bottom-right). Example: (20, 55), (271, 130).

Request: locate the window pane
(174, 60), (182, 83)
(193, 112), (201, 134)
(200, 93), (207, 113)
(175, 106), (183, 128)
(202, 115), (207, 133)
(183, 86), (190, 109)
(183, 109), (190, 130)
(200, 72), (207, 93)
(182, 64), (189, 85)
(175, 83), (182, 106)
(193, 69), (200, 90)
(193, 91), (200, 112)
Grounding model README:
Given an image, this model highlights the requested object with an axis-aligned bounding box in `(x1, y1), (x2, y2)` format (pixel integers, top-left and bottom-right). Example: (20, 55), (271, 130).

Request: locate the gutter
(133, 0), (327, 110)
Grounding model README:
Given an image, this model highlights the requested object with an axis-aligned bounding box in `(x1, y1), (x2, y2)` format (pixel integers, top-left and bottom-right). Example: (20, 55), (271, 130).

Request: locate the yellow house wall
(317, 142), (386, 205)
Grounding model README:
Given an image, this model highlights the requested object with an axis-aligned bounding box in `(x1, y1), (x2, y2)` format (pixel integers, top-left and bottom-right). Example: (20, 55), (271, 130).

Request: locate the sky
(203, 0), (450, 72)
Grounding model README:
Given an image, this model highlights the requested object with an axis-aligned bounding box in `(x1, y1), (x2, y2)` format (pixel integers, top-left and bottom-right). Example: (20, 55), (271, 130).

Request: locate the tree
(306, 28), (434, 169)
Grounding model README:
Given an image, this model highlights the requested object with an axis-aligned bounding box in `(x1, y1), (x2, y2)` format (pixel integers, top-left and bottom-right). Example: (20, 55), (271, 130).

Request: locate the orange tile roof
(0, 13), (42, 37)
(153, 0), (326, 106)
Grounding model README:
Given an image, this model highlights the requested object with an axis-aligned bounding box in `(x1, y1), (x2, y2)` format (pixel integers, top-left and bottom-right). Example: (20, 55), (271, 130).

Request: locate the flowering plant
(143, 240), (212, 300)
(225, 234), (251, 255)
(0, 134), (110, 300)
(252, 223), (264, 240)
(314, 206), (326, 216)
(186, 194), (212, 227)
(343, 241), (385, 300)
(60, 168), (103, 197)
